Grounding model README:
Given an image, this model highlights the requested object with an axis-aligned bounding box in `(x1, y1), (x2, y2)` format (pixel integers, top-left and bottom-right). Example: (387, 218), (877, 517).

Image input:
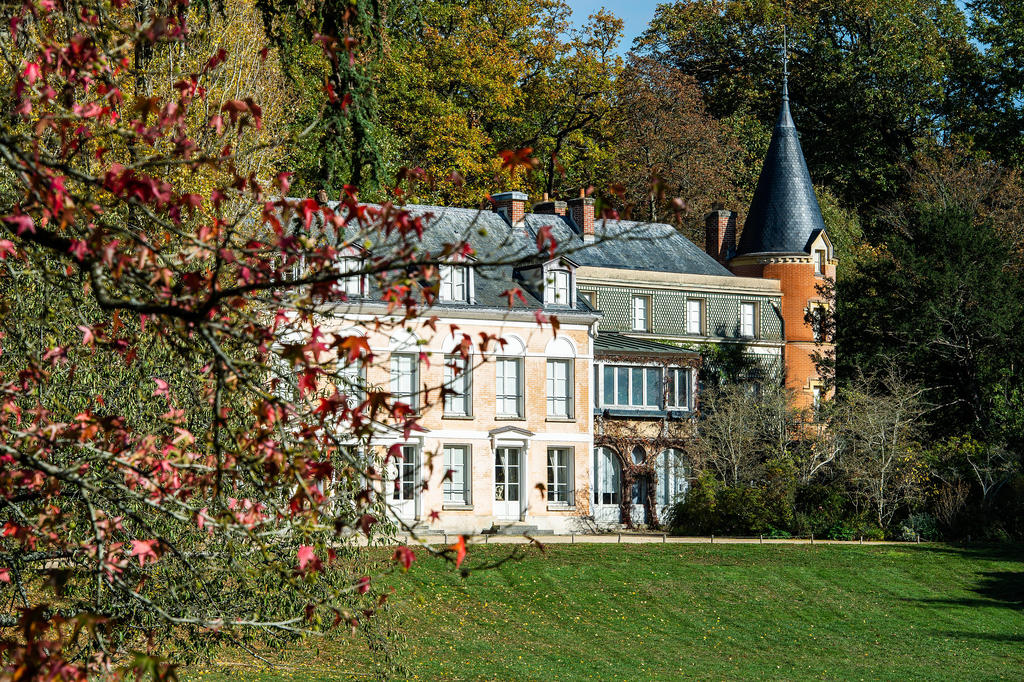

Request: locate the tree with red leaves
(0, 1), (549, 677)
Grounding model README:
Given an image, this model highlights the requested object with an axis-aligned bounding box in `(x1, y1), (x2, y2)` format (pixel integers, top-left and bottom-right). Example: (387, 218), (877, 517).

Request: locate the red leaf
(297, 545), (322, 574)
(78, 325), (95, 346)
(0, 568), (9, 583)
(22, 62), (40, 85)
(450, 535), (467, 568)
(130, 539), (161, 567)
(152, 378), (170, 400)
(3, 214), (34, 235)
(392, 545), (415, 571)
(357, 514), (377, 536)
(356, 576), (371, 594)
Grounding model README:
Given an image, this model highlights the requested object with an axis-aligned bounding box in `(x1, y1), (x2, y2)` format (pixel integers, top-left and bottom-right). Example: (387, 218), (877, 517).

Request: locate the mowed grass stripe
(192, 544), (1023, 681)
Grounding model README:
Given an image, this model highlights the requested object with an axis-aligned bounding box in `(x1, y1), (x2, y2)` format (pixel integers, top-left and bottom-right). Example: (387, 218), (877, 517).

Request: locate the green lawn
(191, 543), (1023, 681)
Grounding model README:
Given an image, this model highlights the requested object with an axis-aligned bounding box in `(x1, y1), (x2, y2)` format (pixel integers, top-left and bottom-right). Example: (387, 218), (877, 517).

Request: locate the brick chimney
(704, 202), (736, 265)
(532, 192), (567, 216)
(492, 191), (528, 225)
(567, 189), (595, 242)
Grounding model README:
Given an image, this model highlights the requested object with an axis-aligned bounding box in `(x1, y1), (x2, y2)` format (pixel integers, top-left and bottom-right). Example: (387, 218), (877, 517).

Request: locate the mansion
(310, 84), (835, 534)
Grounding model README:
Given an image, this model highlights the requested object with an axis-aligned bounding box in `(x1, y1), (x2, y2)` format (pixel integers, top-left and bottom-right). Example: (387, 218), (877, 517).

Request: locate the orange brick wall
(730, 257), (835, 408)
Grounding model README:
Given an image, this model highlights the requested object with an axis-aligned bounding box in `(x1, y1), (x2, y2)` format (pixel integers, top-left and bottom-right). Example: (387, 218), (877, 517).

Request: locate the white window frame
(545, 269), (572, 307)
(657, 448), (690, 506)
(631, 295), (650, 332)
(686, 299), (703, 335)
(389, 353), (419, 411)
(443, 354), (472, 417)
(600, 363), (663, 410)
(442, 444), (471, 506)
(336, 256), (365, 297)
(740, 302), (757, 338)
(440, 264), (470, 303)
(546, 447), (574, 506)
(594, 446), (621, 505)
(339, 362), (365, 407)
(393, 444), (419, 502)
(546, 359), (573, 419)
(495, 356), (524, 418)
(666, 366), (691, 410)
(814, 249), (826, 276)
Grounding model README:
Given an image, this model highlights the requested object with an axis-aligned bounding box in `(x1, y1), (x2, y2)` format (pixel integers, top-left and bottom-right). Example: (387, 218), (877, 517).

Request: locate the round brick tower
(727, 76), (836, 410)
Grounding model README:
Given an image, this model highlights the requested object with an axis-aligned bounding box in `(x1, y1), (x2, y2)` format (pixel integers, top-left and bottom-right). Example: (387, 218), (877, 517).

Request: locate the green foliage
(637, 0), (975, 214)
(668, 467), (796, 536)
(838, 204), (1024, 438)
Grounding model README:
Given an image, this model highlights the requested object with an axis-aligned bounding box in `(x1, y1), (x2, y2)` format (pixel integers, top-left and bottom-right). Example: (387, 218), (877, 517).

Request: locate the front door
(631, 476), (648, 525)
(494, 447), (522, 520)
(391, 444), (418, 521)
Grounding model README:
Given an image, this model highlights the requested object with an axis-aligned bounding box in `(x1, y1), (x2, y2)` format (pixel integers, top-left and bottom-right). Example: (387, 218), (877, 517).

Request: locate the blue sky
(566, 1), (663, 52)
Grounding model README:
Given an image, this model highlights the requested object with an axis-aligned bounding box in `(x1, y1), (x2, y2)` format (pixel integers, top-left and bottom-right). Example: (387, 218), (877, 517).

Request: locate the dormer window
(814, 249), (826, 276)
(440, 264), (471, 303)
(545, 270), (572, 307)
(336, 256), (365, 297)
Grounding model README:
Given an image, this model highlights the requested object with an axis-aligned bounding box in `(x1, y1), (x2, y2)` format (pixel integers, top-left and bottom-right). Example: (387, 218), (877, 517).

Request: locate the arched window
(389, 331), (420, 411)
(594, 447), (621, 505)
(631, 446), (647, 506)
(656, 448), (691, 506)
(495, 336), (525, 419)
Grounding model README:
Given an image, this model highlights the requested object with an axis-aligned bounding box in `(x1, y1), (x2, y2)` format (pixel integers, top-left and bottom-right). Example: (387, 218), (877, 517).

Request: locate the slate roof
(522, 215), (733, 277)
(291, 197), (736, 314)
(737, 84), (827, 256)
(594, 332), (699, 356)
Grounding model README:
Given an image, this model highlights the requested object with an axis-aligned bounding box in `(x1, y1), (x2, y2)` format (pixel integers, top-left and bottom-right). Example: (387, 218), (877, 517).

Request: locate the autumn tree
(611, 57), (742, 242)
(376, 0), (623, 204)
(0, 0), (551, 676)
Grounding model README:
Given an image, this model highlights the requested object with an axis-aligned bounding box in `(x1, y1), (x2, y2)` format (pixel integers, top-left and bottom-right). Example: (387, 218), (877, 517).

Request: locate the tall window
(814, 249), (826, 276)
(337, 257), (364, 297)
(440, 265), (469, 303)
(390, 354), (419, 410)
(810, 304), (827, 343)
(631, 295), (650, 331)
(686, 299), (702, 335)
(601, 365), (662, 409)
(656, 448), (689, 506)
(495, 357), (523, 418)
(740, 302), (757, 338)
(339, 362), (365, 406)
(394, 445), (418, 502)
(594, 447), (621, 505)
(545, 270), (571, 306)
(443, 354), (471, 416)
(666, 367), (690, 409)
(443, 445), (471, 505)
(547, 448), (572, 504)
(546, 359), (572, 418)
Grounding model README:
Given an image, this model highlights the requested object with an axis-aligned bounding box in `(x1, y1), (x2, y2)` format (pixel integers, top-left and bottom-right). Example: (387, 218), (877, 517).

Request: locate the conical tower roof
(736, 80), (826, 256)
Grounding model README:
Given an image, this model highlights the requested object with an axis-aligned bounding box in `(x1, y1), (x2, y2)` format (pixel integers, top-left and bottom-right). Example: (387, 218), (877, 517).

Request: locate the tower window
(814, 249), (826, 276)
